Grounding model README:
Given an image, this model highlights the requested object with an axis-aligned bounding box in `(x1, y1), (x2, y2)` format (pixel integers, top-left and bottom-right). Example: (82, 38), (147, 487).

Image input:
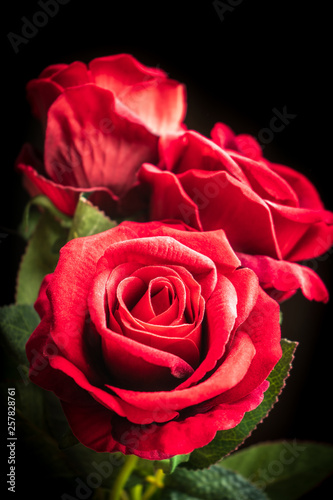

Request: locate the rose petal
(27, 62), (90, 124)
(229, 152), (299, 207)
(238, 252), (329, 303)
(60, 380), (267, 459)
(269, 161), (325, 210)
(123, 265), (203, 325)
(118, 276), (180, 324)
(140, 163), (203, 230)
(108, 270), (203, 367)
(219, 288), (282, 403)
(44, 84), (158, 196)
(120, 218), (241, 276)
(179, 169), (281, 258)
(109, 381), (268, 459)
(140, 164), (281, 259)
(267, 201), (333, 261)
(101, 236), (218, 300)
(89, 265), (195, 389)
(210, 122), (240, 151)
(159, 130), (250, 185)
(175, 274), (238, 390)
(49, 355), (178, 424)
(227, 267), (259, 332)
(89, 54), (187, 135)
(106, 330), (255, 411)
(44, 225), (139, 370)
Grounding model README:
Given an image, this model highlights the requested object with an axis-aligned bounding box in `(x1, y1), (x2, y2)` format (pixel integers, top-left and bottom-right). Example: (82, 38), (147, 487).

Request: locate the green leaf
(0, 304), (40, 364)
(132, 454), (191, 483)
(160, 493), (199, 500)
(186, 339), (297, 469)
(156, 454), (191, 474)
(67, 195), (117, 240)
(161, 465), (268, 500)
(18, 195), (72, 240)
(221, 441), (333, 500)
(16, 210), (69, 305)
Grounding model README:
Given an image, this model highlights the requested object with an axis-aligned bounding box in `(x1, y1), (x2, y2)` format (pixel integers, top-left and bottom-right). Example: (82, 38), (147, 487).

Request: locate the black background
(1, 0), (332, 498)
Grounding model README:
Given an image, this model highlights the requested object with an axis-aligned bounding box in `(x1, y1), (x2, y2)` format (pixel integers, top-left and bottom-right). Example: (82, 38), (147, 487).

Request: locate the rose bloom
(140, 124), (333, 302)
(16, 54), (186, 217)
(26, 221), (281, 459)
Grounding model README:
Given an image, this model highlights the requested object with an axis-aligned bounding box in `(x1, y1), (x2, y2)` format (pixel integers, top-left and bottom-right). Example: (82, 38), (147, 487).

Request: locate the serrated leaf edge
(186, 340), (298, 470)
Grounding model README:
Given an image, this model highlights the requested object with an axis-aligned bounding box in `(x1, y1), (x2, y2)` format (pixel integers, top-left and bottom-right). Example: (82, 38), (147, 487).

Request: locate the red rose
(16, 54), (187, 216)
(140, 126), (333, 302)
(26, 221), (281, 459)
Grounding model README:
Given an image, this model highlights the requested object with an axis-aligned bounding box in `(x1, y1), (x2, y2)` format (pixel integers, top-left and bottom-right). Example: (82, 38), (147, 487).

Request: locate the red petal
(210, 122), (239, 150)
(160, 130), (250, 184)
(100, 235), (218, 300)
(44, 225), (138, 372)
(238, 253), (329, 303)
(219, 288), (282, 403)
(229, 152), (299, 207)
(211, 122), (264, 160)
(121, 209), (242, 276)
(269, 161), (325, 210)
(176, 274), (238, 390)
(179, 169), (281, 258)
(267, 201), (333, 261)
(118, 80), (186, 136)
(89, 54), (186, 135)
(44, 84), (158, 195)
(227, 267), (259, 331)
(16, 143), (120, 216)
(140, 163), (203, 230)
(108, 381), (268, 459)
(106, 330), (255, 411)
(38, 64), (69, 78)
(89, 265), (195, 389)
(49, 355), (178, 424)
(27, 62), (91, 123)
(89, 54), (167, 93)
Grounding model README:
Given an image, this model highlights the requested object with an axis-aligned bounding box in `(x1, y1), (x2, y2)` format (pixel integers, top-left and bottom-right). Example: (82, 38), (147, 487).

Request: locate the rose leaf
(18, 194), (73, 240)
(15, 210), (69, 305)
(186, 339), (297, 469)
(67, 194), (117, 240)
(221, 440), (333, 500)
(155, 454), (191, 474)
(0, 303), (40, 365)
(161, 464), (268, 499)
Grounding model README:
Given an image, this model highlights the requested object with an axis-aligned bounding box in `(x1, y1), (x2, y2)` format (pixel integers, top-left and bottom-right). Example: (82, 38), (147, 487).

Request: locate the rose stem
(109, 454), (139, 500)
(129, 484), (143, 500)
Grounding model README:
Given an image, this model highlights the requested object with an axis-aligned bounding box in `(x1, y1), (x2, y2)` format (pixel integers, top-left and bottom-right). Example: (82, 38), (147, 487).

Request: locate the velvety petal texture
(26, 221), (282, 459)
(17, 54), (187, 217)
(139, 126), (333, 301)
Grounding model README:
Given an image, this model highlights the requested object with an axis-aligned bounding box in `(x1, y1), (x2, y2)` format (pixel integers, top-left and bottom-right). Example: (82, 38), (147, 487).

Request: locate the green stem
(142, 483), (157, 500)
(130, 484), (143, 500)
(110, 455), (139, 500)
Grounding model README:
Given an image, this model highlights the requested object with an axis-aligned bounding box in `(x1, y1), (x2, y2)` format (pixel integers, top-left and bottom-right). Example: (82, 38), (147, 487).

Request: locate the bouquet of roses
(1, 53), (333, 499)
